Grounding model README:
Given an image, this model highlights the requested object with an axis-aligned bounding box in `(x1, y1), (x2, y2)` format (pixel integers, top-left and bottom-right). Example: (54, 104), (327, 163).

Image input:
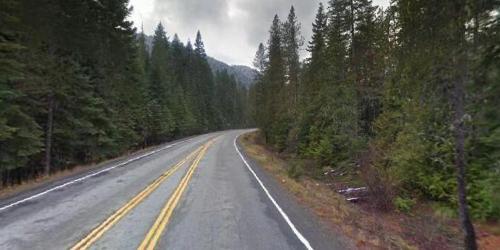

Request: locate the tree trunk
(5, 170), (10, 186)
(350, 0), (355, 58)
(44, 94), (54, 176)
(453, 43), (478, 250)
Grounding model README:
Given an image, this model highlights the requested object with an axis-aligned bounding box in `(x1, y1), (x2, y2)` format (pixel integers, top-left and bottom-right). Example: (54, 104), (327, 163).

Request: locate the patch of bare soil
(478, 223), (500, 250)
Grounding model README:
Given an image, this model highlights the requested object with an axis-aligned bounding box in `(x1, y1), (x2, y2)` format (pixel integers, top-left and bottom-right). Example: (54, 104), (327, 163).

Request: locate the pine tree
(352, 0), (381, 137)
(326, 0), (350, 82)
(0, 0), (44, 181)
(320, 0), (359, 162)
(262, 14), (287, 148)
(192, 31), (217, 131)
(304, 2), (328, 102)
(282, 6), (303, 113)
(251, 43), (267, 129)
(194, 31), (207, 58)
(146, 23), (174, 142)
(149, 23), (170, 102)
(308, 3), (327, 59)
(134, 29), (151, 146)
(253, 43), (267, 73)
(296, 3), (328, 153)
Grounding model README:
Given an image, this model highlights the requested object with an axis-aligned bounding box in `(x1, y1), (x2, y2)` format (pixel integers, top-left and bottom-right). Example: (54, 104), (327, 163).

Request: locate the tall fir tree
(146, 23), (174, 143)
(282, 6), (303, 114)
(264, 14), (287, 148)
(0, 0), (43, 181)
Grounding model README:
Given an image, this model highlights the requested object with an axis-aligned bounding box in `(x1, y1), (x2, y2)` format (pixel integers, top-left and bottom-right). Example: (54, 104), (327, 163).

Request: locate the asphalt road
(0, 130), (348, 250)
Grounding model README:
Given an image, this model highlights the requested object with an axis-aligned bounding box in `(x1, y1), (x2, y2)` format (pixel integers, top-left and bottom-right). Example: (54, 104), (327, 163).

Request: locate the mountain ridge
(206, 57), (258, 88)
(142, 34), (257, 88)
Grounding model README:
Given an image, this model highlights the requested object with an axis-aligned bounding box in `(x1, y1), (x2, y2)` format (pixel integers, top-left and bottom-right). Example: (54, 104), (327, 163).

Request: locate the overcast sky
(128, 0), (390, 67)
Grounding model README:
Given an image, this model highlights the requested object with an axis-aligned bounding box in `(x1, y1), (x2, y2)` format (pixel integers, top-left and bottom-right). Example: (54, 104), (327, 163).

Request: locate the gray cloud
(235, 0), (320, 54)
(129, 0), (390, 66)
(153, 0), (229, 31)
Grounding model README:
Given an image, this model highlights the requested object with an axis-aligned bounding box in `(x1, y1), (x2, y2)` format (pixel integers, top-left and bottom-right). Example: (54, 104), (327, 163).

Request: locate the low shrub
(287, 160), (304, 179)
(394, 196), (416, 213)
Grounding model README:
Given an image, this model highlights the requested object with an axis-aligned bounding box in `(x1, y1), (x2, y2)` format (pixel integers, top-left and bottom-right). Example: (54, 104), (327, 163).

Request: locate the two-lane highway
(0, 130), (347, 250)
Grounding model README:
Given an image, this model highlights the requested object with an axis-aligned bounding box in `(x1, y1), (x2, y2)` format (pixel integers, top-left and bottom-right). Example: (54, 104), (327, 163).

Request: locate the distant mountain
(144, 35), (153, 52)
(206, 57), (258, 88)
(140, 34), (257, 88)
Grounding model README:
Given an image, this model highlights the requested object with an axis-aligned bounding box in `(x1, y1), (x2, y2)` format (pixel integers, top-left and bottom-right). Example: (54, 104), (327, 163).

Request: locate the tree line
(0, 0), (250, 187)
(250, 1), (499, 248)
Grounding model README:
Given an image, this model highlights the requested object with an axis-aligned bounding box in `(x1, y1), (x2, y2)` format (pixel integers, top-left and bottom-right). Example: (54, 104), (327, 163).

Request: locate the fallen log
(346, 197), (361, 202)
(337, 187), (367, 194)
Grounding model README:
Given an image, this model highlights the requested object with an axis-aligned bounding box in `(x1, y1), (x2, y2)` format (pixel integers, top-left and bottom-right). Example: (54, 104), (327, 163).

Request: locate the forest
(1, 0), (499, 248)
(0, 1), (250, 187)
(250, 0), (499, 248)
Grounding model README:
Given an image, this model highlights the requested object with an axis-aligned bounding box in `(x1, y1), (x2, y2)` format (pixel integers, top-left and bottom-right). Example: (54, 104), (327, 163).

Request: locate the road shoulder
(0, 135), (201, 211)
(236, 131), (354, 250)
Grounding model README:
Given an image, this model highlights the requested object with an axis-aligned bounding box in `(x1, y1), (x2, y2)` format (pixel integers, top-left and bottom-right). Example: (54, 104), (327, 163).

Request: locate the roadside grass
(0, 143), (168, 200)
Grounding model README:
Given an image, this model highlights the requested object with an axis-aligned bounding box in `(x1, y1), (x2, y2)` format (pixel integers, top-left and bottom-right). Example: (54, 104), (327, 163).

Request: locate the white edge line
(233, 135), (314, 250)
(0, 138), (194, 213)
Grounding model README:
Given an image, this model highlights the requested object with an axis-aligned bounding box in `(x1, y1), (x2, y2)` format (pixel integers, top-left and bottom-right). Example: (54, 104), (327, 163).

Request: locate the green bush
(466, 170), (500, 220)
(287, 161), (304, 179)
(394, 196), (416, 213)
(433, 202), (457, 218)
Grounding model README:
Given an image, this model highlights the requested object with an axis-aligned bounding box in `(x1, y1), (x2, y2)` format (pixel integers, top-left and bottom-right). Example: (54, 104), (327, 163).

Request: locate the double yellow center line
(138, 139), (214, 249)
(72, 139), (215, 250)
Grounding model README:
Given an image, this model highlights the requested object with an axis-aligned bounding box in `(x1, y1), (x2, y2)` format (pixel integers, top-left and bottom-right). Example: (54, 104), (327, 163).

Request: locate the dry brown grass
(477, 223), (500, 250)
(0, 144), (163, 200)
